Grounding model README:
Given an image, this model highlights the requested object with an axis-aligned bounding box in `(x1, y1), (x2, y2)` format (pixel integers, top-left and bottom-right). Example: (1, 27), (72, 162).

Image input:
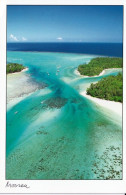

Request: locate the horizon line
(7, 41), (123, 44)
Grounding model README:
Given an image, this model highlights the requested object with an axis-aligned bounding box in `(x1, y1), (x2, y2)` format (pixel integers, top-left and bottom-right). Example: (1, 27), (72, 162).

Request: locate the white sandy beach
(76, 67), (122, 117)
(81, 91), (122, 117)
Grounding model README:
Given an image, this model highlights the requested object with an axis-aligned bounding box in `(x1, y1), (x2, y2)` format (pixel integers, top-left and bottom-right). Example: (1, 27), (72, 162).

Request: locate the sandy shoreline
(75, 69), (105, 77)
(81, 91), (122, 117)
(75, 67), (122, 117)
(7, 67), (28, 75)
(75, 68), (122, 78)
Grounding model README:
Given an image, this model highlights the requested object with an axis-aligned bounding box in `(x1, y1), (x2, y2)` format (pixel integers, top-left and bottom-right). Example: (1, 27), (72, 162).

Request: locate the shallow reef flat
(6, 52), (122, 179)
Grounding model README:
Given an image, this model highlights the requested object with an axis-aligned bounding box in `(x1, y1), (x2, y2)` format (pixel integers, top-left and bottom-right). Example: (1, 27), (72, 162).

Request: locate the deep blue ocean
(7, 42), (123, 57)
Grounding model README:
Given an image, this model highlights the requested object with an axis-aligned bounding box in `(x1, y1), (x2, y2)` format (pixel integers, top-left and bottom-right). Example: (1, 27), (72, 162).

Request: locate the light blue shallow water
(7, 52), (122, 179)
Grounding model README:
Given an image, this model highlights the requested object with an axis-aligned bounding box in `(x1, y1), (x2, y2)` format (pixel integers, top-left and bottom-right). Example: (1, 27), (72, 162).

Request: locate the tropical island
(7, 63), (26, 74)
(78, 57), (123, 76)
(77, 57), (123, 103)
(87, 73), (122, 102)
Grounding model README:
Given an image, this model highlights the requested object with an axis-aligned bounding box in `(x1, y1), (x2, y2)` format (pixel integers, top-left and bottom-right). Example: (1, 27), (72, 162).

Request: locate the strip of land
(7, 67), (28, 75)
(78, 57), (122, 76)
(75, 68), (122, 78)
(7, 63), (27, 74)
(77, 57), (123, 117)
(87, 73), (122, 102)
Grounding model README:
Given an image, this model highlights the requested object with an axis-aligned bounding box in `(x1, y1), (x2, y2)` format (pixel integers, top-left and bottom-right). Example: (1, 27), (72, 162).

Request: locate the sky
(7, 5), (123, 43)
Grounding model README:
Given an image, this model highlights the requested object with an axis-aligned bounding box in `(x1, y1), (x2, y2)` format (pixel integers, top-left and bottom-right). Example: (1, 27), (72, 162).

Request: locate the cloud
(10, 34), (18, 41)
(22, 37), (27, 41)
(57, 37), (63, 40)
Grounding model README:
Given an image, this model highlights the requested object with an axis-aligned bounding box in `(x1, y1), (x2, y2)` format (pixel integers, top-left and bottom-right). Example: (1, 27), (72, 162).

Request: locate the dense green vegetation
(87, 73), (123, 102)
(7, 63), (25, 74)
(78, 57), (123, 76)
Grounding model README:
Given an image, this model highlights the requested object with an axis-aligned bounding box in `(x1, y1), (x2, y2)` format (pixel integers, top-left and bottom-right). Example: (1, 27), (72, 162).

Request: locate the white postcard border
(0, 0), (126, 193)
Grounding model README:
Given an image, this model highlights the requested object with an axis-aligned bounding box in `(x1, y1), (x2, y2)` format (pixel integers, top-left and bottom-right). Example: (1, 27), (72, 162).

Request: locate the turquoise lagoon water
(7, 52), (122, 179)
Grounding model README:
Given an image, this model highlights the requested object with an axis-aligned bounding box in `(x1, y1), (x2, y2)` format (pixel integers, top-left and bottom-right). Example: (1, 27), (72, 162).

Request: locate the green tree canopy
(78, 57), (123, 76)
(87, 73), (123, 102)
(7, 63), (25, 74)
